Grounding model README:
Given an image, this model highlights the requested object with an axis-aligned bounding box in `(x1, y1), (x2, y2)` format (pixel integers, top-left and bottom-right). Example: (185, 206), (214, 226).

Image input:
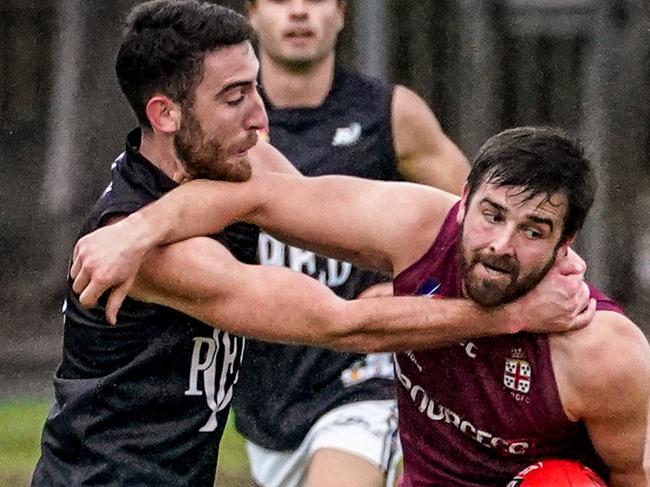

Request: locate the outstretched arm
(118, 233), (591, 352)
(72, 168), (456, 317)
(136, 171), (455, 274)
(130, 236), (488, 351)
(72, 208), (595, 338)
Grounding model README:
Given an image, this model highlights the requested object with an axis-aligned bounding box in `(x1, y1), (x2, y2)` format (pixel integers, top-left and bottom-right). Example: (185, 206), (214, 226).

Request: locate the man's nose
(246, 90), (268, 131)
(489, 226), (515, 256)
(288, 0), (308, 19)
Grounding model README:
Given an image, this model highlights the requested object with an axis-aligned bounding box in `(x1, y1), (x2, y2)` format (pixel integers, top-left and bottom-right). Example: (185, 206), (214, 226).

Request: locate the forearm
(91, 167), (451, 279)
(116, 174), (367, 257)
(326, 296), (517, 352)
(229, 295), (517, 353)
(135, 174), (435, 272)
(123, 179), (260, 249)
(138, 244), (517, 352)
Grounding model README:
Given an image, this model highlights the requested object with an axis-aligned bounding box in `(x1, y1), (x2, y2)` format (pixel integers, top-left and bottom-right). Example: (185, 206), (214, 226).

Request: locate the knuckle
(77, 244), (88, 259)
(95, 274), (110, 287)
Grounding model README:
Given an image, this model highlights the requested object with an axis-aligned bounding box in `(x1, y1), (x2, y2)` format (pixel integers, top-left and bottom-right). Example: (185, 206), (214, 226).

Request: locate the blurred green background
(0, 400), (251, 487)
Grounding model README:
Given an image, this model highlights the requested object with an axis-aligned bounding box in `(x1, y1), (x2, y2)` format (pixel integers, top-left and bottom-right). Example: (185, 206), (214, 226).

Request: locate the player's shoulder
(391, 85), (432, 117)
(551, 309), (650, 420)
(553, 309), (650, 401)
(582, 308), (644, 347)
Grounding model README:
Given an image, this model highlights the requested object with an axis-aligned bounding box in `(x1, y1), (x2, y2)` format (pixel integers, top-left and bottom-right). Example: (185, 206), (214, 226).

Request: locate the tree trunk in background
(605, 0), (650, 327)
(35, 0), (143, 338)
(0, 0), (58, 345)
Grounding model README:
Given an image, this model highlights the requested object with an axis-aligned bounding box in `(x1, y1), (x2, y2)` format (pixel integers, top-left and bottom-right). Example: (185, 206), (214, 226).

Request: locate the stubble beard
(174, 110), (252, 183)
(459, 223), (558, 308)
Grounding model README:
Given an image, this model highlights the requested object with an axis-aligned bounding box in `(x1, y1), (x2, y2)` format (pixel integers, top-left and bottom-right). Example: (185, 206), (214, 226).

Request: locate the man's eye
(523, 227), (542, 239)
(484, 212), (500, 223)
(227, 95), (244, 106)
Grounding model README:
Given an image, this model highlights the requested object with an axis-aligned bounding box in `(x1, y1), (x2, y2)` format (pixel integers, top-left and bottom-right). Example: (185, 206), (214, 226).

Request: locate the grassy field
(0, 399), (251, 487)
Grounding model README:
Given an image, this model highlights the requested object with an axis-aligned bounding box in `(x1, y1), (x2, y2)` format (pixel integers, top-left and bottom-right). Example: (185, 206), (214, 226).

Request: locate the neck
(260, 51), (336, 108)
(138, 130), (189, 184)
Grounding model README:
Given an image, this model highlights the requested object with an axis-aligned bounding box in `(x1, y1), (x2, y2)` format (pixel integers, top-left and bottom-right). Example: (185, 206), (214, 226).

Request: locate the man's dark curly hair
(465, 126), (597, 242)
(116, 0), (254, 130)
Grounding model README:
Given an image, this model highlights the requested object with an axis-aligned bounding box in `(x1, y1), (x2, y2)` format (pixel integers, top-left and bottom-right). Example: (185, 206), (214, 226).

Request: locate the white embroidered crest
(503, 349), (531, 394)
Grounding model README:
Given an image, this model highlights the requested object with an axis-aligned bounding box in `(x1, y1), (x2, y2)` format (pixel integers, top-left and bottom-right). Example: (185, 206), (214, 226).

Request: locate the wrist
(487, 303), (523, 335)
(125, 210), (165, 252)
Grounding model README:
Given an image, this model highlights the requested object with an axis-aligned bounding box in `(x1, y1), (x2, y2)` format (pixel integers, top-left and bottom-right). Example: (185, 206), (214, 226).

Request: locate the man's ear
(145, 95), (181, 134)
(336, 0), (347, 33)
(336, 0), (348, 28)
(245, 1), (258, 28)
(457, 183), (469, 224)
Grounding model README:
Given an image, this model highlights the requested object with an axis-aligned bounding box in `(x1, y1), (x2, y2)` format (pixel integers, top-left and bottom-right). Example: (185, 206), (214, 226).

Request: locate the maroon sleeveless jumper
(394, 202), (622, 486)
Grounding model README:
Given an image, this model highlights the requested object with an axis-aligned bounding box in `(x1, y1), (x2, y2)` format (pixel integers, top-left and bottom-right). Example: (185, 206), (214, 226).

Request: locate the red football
(507, 459), (607, 486)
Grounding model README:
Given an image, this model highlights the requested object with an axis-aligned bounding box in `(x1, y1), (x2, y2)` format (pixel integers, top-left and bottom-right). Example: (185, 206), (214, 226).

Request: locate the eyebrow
(215, 80), (255, 98)
(480, 197), (555, 231)
(480, 197), (506, 213)
(527, 215), (554, 232)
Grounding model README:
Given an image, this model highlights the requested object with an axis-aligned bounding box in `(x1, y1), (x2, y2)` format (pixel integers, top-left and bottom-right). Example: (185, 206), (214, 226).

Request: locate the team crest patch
(504, 348), (531, 394)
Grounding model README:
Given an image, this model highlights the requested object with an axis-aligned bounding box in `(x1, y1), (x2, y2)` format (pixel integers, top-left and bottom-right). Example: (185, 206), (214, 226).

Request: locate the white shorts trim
(246, 399), (400, 487)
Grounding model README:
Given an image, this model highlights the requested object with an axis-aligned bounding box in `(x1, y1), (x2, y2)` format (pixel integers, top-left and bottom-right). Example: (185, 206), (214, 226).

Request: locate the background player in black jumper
(235, 0), (470, 485)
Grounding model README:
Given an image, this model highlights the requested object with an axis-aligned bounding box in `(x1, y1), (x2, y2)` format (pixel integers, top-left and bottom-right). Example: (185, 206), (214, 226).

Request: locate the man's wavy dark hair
(465, 126), (596, 242)
(116, 0), (254, 130)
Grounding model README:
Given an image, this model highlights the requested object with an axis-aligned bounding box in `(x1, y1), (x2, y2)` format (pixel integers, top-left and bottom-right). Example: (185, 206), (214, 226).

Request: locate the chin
(281, 54), (318, 69)
(467, 289), (510, 308)
(464, 277), (514, 308)
(185, 155), (251, 183)
(224, 157), (252, 182)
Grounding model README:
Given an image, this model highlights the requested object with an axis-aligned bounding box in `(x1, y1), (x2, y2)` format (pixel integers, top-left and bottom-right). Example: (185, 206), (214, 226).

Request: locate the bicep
(129, 237), (341, 344)
(392, 85), (469, 195)
(248, 172), (456, 275)
(586, 405), (648, 485)
(578, 314), (650, 483)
